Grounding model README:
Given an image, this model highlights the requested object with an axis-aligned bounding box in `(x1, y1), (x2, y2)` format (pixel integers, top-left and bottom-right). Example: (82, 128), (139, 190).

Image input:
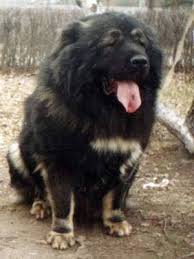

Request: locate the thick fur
(7, 12), (162, 248)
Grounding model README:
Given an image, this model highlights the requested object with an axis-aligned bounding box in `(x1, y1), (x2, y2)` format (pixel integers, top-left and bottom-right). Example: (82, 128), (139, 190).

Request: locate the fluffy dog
(7, 12), (162, 250)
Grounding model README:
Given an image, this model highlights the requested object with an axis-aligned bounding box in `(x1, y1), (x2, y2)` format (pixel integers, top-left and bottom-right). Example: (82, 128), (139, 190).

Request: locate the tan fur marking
(48, 194), (75, 250)
(120, 142), (142, 176)
(102, 190), (132, 237)
(52, 193), (75, 231)
(90, 138), (142, 155)
(38, 162), (76, 249)
(30, 200), (51, 220)
(46, 230), (75, 250)
(35, 89), (66, 119)
(35, 89), (56, 109)
(106, 220), (132, 237)
(36, 162), (48, 182)
(102, 190), (114, 221)
(36, 89), (82, 132)
(102, 191), (123, 224)
(37, 163), (75, 226)
(35, 162), (55, 220)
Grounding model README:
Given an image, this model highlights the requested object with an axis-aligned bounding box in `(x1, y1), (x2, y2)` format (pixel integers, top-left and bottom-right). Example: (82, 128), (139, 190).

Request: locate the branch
(162, 11), (194, 89)
(156, 11), (194, 154)
(156, 103), (194, 154)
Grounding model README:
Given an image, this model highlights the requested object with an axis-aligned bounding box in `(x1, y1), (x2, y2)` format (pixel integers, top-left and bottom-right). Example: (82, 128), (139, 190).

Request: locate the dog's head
(49, 12), (162, 114)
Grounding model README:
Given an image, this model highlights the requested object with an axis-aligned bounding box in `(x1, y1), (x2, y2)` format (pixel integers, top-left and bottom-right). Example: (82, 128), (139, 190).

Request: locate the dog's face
(52, 13), (162, 114)
(91, 25), (150, 113)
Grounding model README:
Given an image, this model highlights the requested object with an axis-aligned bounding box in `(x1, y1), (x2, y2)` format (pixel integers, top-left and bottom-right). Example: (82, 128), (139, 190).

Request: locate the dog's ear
(99, 29), (123, 47)
(50, 20), (93, 99)
(55, 22), (82, 52)
(60, 20), (93, 45)
(52, 21), (91, 57)
(49, 23), (81, 60)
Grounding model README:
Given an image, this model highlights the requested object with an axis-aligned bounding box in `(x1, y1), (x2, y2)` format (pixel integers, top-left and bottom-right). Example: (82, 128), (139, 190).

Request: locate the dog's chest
(74, 138), (142, 196)
(90, 137), (142, 176)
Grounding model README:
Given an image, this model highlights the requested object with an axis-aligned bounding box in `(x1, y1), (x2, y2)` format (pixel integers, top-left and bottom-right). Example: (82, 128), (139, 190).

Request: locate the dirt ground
(0, 73), (194, 259)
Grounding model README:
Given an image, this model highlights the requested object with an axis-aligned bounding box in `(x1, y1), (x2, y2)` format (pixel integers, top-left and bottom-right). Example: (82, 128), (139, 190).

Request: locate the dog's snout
(130, 55), (148, 68)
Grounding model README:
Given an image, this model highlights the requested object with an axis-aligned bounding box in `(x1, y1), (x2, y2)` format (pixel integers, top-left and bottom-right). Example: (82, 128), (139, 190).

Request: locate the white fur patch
(38, 163), (48, 182)
(119, 163), (127, 176)
(8, 142), (28, 176)
(119, 142), (142, 176)
(91, 138), (142, 177)
(90, 137), (142, 155)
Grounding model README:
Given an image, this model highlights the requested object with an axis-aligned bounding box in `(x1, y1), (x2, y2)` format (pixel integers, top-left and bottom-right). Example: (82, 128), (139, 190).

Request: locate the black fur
(7, 12), (162, 237)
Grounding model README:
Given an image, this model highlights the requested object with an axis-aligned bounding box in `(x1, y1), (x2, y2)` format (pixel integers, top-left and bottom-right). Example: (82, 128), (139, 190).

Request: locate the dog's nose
(130, 55), (148, 68)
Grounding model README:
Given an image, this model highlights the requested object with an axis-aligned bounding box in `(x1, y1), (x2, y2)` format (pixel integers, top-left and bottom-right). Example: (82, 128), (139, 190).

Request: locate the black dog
(7, 12), (162, 250)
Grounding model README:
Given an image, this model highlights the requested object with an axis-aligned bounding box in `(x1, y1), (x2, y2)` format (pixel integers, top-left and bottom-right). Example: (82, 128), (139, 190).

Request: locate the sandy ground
(0, 74), (194, 259)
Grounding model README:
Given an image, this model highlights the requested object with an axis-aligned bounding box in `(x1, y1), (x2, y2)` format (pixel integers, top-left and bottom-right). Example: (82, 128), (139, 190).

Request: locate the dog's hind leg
(7, 142), (50, 219)
(7, 142), (35, 203)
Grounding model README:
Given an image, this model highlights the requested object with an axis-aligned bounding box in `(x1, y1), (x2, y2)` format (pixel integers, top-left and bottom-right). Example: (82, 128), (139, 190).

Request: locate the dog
(7, 12), (163, 250)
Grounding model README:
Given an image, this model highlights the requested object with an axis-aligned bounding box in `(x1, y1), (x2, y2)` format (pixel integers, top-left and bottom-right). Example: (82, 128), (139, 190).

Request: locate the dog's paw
(30, 200), (51, 220)
(46, 231), (76, 250)
(105, 220), (132, 237)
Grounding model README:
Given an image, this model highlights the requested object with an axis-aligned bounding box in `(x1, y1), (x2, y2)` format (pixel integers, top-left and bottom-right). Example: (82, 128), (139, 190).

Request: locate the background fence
(0, 8), (83, 71)
(0, 7), (193, 73)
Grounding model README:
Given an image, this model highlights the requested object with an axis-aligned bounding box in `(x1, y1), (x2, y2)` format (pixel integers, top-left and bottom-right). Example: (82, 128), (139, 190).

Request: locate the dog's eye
(131, 28), (147, 47)
(99, 29), (123, 48)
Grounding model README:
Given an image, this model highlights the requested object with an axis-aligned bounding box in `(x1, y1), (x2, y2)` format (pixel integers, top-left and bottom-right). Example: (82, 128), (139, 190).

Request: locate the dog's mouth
(103, 79), (142, 113)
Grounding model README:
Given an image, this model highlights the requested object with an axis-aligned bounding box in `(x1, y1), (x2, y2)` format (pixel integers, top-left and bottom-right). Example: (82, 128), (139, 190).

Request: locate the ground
(0, 73), (194, 259)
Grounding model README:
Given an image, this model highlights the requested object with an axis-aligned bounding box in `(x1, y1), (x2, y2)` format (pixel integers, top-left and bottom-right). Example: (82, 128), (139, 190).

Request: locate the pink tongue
(116, 81), (141, 113)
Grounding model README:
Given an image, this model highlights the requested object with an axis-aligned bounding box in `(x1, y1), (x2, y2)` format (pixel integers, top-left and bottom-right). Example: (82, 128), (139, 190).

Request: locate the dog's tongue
(116, 81), (141, 113)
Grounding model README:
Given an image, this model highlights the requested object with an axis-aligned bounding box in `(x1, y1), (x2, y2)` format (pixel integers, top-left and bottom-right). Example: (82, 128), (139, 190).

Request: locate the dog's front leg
(42, 165), (75, 250)
(102, 185), (132, 237)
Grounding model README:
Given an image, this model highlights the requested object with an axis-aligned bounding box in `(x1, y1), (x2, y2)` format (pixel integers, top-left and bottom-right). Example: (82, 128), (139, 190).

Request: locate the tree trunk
(146, 0), (154, 9)
(156, 103), (194, 154)
(156, 11), (194, 154)
(185, 100), (194, 137)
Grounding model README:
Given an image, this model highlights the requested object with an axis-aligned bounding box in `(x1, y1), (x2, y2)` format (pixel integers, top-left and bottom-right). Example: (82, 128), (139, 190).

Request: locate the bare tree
(146, 0), (154, 9)
(186, 100), (194, 138)
(139, 0), (146, 7)
(156, 11), (194, 154)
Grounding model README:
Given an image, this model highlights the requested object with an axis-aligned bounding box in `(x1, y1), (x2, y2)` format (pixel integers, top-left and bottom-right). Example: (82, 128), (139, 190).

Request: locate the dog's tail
(7, 142), (34, 203)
